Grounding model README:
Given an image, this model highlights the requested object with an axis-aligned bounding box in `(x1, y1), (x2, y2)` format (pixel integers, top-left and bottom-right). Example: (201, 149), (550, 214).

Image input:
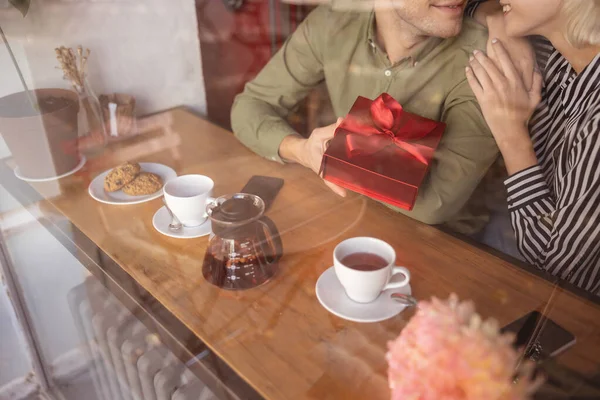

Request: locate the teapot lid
(207, 193), (265, 225)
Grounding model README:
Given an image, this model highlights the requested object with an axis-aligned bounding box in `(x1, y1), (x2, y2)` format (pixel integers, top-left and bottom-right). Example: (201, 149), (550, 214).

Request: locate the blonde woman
(465, 0), (600, 294)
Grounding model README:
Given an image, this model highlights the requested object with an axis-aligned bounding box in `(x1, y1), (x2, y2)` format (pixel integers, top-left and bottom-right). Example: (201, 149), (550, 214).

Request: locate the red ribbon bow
(339, 94), (437, 165)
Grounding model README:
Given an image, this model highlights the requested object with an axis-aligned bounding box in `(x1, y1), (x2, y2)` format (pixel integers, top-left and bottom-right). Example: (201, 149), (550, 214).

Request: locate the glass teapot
(202, 193), (283, 290)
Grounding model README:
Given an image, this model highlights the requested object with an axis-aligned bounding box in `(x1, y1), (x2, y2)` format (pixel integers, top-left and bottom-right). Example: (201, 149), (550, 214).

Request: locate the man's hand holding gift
(279, 118), (347, 197)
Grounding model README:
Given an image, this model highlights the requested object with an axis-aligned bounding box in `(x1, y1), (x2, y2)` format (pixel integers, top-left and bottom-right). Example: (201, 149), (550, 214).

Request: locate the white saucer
(152, 206), (212, 239)
(88, 162), (177, 205)
(316, 266), (412, 323)
(14, 156), (87, 182)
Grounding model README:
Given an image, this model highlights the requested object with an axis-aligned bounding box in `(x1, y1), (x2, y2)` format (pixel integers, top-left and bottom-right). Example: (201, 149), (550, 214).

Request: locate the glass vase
(77, 80), (108, 156)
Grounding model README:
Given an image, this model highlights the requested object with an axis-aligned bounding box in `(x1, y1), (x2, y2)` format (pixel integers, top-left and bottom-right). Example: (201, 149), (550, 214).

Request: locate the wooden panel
(195, 0), (310, 129)
(19, 108), (600, 400)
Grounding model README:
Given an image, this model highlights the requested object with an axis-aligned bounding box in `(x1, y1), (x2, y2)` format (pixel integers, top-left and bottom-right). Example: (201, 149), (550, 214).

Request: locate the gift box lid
(323, 95), (445, 188)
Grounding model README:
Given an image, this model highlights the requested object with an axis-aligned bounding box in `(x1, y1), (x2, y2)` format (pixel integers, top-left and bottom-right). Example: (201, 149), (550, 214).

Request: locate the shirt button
(384, 69), (392, 77)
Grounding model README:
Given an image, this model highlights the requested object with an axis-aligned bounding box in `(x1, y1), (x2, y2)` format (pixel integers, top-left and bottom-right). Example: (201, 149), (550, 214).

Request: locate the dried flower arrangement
(55, 45), (107, 152)
(55, 46), (91, 94)
(387, 294), (543, 400)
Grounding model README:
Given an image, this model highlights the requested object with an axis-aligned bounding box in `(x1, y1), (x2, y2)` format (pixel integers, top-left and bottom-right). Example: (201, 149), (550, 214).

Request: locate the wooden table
(6, 108), (600, 399)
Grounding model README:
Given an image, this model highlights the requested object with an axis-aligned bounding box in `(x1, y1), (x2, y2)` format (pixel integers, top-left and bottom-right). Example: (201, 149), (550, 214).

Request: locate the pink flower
(386, 294), (542, 400)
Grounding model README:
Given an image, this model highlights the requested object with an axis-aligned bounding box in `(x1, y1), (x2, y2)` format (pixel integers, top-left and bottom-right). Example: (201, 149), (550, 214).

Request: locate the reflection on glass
(1, 0), (600, 399)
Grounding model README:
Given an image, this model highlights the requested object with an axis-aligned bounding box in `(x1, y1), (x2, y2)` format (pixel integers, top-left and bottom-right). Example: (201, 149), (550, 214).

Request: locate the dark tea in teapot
(202, 194), (283, 290)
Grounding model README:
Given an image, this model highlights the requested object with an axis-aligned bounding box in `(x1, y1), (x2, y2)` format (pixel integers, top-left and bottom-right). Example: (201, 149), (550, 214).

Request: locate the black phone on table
(240, 176), (284, 211)
(501, 311), (576, 362)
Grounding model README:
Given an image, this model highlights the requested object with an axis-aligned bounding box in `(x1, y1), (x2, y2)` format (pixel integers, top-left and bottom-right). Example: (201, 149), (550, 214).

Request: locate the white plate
(316, 266), (412, 323)
(15, 156), (87, 182)
(89, 163), (177, 205)
(152, 206), (212, 239)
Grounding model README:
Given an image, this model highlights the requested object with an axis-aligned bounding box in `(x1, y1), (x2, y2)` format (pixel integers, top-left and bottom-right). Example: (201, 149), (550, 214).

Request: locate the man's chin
(431, 24), (463, 38)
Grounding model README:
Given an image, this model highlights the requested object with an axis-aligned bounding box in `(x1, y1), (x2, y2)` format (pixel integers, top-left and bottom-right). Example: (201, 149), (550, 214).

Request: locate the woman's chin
(504, 20), (531, 39)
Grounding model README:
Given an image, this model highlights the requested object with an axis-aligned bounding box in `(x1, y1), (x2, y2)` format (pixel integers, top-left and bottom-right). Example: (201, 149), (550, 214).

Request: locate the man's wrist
(278, 135), (306, 165)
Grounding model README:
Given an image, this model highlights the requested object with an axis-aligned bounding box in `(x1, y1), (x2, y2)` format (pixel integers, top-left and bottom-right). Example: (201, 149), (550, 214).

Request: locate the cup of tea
(333, 237), (410, 303)
(163, 174), (214, 227)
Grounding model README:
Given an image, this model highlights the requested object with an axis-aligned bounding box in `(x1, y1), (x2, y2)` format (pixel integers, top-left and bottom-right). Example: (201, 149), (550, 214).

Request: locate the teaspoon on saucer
(162, 198), (183, 232)
(390, 293), (418, 307)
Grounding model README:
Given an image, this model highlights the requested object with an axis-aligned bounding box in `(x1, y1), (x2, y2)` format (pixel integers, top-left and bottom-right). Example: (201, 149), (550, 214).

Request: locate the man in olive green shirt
(231, 1), (498, 234)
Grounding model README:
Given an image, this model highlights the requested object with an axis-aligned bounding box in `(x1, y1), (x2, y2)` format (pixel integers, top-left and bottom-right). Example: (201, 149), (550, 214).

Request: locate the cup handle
(203, 196), (215, 218)
(383, 267), (410, 290)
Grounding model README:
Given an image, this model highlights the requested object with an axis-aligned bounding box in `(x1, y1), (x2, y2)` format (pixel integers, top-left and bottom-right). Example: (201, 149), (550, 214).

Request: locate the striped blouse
(467, 1), (600, 295)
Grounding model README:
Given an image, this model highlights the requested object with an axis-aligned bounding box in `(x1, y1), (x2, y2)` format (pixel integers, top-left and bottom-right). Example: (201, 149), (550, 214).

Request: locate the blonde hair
(562, 0), (600, 47)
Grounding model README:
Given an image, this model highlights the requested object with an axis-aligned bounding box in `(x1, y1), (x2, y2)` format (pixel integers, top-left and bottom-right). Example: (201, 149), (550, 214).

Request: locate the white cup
(163, 175), (214, 227)
(333, 237), (410, 303)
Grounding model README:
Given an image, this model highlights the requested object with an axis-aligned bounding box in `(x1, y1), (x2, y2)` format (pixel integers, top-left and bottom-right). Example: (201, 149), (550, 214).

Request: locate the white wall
(0, 0), (206, 115)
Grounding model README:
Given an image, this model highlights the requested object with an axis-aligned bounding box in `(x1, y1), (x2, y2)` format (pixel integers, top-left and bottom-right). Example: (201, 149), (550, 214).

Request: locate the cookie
(104, 162), (141, 192)
(122, 172), (163, 196)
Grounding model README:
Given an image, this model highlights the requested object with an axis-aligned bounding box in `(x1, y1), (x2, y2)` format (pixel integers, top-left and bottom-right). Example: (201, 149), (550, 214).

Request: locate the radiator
(68, 278), (217, 400)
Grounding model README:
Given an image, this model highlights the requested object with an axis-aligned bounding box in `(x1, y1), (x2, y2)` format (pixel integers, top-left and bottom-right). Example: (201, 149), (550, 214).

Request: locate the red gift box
(320, 93), (445, 210)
